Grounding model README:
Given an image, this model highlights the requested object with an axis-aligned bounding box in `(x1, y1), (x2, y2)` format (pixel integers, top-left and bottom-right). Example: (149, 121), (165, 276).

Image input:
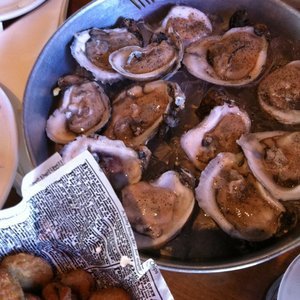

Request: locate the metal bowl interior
(23, 0), (300, 273)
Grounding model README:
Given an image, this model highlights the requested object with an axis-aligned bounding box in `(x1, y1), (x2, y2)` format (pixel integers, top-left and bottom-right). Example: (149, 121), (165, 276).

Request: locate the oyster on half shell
(61, 135), (151, 190)
(104, 80), (185, 147)
(258, 60), (300, 125)
(181, 103), (251, 170)
(109, 29), (183, 81)
(157, 5), (212, 47)
(183, 26), (268, 86)
(238, 131), (300, 200)
(46, 78), (111, 144)
(122, 170), (195, 249)
(71, 28), (142, 84)
(195, 152), (285, 241)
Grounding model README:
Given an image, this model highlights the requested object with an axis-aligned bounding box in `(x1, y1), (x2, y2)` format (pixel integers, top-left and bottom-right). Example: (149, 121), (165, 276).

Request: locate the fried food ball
(24, 293), (42, 300)
(89, 287), (131, 300)
(60, 269), (95, 300)
(42, 282), (72, 300)
(0, 268), (25, 300)
(1, 253), (53, 291)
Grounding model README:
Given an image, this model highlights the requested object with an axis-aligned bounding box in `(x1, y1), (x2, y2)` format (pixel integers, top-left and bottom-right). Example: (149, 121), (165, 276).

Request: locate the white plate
(0, 88), (18, 208)
(278, 254), (300, 300)
(0, 0), (46, 21)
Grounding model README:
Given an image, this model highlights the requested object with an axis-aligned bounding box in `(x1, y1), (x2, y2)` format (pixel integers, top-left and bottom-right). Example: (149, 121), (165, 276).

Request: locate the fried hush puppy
(0, 253), (132, 300)
(60, 269), (95, 300)
(43, 270), (132, 300)
(0, 268), (25, 300)
(89, 287), (131, 300)
(42, 282), (72, 300)
(24, 294), (42, 300)
(1, 253), (53, 291)
(42, 269), (96, 300)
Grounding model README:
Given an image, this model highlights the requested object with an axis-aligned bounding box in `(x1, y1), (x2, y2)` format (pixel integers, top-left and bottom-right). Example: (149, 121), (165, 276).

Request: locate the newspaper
(0, 151), (174, 300)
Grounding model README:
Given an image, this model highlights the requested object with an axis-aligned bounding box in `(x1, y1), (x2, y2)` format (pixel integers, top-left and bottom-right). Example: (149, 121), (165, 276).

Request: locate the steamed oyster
(46, 77), (111, 144)
(195, 152), (285, 241)
(238, 131), (300, 200)
(122, 170), (195, 249)
(109, 29), (183, 81)
(61, 135), (151, 190)
(181, 103), (251, 170)
(258, 60), (300, 125)
(183, 26), (268, 86)
(157, 5), (212, 47)
(105, 80), (185, 147)
(71, 28), (142, 84)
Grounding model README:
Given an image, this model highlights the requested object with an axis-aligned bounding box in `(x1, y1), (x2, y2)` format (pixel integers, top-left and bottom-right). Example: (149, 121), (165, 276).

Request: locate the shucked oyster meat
(122, 170), (195, 249)
(71, 28), (142, 84)
(258, 60), (300, 125)
(195, 152), (285, 241)
(183, 26), (268, 86)
(238, 131), (300, 200)
(44, 4), (300, 255)
(61, 135), (151, 190)
(181, 103), (251, 170)
(109, 29), (183, 81)
(104, 80), (185, 147)
(158, 5), (212, 47)
(46, 76), (111, 144)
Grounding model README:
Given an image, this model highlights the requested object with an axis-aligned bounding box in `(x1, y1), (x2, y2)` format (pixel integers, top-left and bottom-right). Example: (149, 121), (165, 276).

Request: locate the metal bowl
(23, 0), (300, 273)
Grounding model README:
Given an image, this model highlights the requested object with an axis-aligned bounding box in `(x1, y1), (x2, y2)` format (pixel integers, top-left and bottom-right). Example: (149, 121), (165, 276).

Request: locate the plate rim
(0, 87), (18, 208)
(278, 253), (300, 300)
(0, 0), (46, 21)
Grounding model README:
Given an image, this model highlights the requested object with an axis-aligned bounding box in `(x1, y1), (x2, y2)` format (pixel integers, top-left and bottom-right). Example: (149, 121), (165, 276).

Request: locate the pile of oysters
(46, 5), (300, 252)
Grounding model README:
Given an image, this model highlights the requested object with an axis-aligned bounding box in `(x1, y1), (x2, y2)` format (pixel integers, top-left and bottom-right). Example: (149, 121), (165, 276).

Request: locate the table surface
(4, 0), (300, 299)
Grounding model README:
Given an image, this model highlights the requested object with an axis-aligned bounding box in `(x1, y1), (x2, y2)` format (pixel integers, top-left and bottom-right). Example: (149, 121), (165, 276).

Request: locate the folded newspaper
(0, 151), (174, 299)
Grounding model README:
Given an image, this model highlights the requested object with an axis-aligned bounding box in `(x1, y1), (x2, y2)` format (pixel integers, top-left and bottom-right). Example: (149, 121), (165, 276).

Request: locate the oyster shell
(70, 28), (142, 84)
(158, 5), (212, 47)
(109, 29), (183, 81)
(195, 152), (285, 241)
(183, 26), (268, 86)
(122, 170), (195, 249)
(61, 135), (151, 190)
(180, 103), (251, 170)
(46, 79), (111, 144)
(237, 131), (300, 200)
(104, 80), (185, 147)
(258, 60), (300, 125)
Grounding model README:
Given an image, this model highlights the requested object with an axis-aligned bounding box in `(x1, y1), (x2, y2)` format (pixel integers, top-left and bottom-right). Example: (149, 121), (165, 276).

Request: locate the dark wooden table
(4, 0), (300, 299)
(161, 247), (300, 300)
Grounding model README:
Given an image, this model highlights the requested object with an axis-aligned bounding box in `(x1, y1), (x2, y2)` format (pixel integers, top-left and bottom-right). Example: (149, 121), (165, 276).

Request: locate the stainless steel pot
(23, 0), (300, 273)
